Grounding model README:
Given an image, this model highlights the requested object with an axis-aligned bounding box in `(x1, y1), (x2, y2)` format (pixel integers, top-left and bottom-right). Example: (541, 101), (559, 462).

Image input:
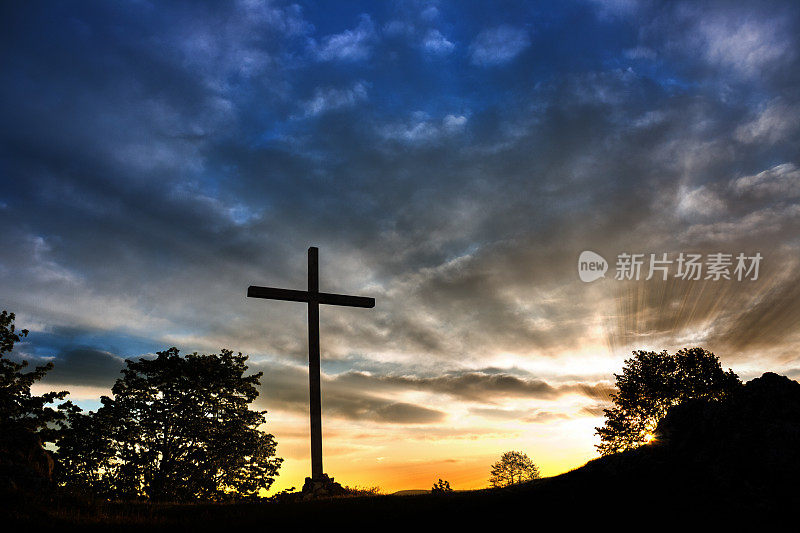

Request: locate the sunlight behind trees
(596, 347), (741, 455)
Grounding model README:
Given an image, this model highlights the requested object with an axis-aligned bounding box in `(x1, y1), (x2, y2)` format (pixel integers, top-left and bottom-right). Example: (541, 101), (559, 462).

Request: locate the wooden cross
(247, 246), (375, 480)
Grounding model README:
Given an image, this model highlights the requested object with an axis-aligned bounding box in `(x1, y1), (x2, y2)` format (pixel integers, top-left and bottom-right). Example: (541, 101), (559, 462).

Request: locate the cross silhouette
(247, 247), (375, 480)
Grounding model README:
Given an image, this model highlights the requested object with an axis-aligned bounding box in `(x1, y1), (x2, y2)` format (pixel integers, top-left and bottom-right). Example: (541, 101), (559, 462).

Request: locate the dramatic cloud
(2, 0), (799, 491)
(733, 163), (800, 199)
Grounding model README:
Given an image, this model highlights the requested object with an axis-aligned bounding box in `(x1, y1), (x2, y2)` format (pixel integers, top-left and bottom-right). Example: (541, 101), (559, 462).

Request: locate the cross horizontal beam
(247, 285), (375, 308)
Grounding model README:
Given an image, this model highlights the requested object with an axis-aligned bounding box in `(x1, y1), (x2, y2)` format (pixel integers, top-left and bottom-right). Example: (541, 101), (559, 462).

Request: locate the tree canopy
(595, 347), (741, 455)
(56, 347), (282, 501)
(489, 451), (540, 488)
(0, 310), (70, 441)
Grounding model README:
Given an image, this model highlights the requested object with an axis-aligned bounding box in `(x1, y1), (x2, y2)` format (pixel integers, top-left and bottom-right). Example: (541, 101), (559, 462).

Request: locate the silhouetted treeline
(8, 370), (800, 526)
(0, 310), (281, 503)
(4, 307), (800, 524)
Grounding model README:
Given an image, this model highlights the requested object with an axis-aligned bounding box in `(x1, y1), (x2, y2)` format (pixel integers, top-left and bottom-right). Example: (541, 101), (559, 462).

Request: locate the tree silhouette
(0, 310), (72, 440)
(595, 347), (741, 455)
(56, 347), (282, 501)
(431, 478), (452, 493)
(0, 310), (71, 492)
(489, 451), (540, 487)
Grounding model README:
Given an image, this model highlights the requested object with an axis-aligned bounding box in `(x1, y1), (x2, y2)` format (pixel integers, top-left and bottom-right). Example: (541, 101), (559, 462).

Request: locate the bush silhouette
(431, 478), (452, 493)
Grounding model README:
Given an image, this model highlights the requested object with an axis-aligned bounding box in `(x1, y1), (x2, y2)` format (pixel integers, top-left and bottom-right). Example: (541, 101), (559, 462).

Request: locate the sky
(2, 0), (799, 493)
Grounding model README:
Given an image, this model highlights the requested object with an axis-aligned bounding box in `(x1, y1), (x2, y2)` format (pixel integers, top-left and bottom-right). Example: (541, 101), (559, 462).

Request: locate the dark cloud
(252, 360), (446, 424)
(370, 372), (592, 402)
(326, 369), (613, 404)
(33, 348), (125, 388)
(334, 400), (445, 425)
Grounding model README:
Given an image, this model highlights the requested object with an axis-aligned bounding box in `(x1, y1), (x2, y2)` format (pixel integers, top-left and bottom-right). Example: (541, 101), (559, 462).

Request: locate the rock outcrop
(300, 473), (347, 500)
(0, 427), (54, 495)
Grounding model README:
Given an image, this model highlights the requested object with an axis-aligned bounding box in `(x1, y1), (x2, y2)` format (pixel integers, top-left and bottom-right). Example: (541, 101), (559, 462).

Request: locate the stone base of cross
(300, 473), (347, 500)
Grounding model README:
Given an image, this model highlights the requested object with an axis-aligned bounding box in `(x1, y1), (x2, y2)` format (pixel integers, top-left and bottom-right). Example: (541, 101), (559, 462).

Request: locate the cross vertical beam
(246, 246), (375, 482)
(307, 246), (323, 480)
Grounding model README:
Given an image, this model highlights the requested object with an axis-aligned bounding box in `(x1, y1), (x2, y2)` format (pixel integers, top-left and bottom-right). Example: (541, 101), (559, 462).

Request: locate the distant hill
(6, 372), (799, 526)
(391, 489), (430, 496)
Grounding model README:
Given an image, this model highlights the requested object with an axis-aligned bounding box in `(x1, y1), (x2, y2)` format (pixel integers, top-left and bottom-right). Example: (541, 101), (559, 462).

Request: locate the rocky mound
(0, 427), (54, 495)
(656, 372), (800, 490)
(570, 372), (800, 507)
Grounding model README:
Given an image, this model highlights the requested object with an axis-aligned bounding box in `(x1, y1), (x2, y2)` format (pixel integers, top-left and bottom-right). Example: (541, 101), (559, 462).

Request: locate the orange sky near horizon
(266, 412), (603, 494)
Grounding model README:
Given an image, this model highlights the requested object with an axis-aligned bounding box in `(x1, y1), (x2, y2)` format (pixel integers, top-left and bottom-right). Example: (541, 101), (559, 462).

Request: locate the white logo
(578, 251), (608, 282)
